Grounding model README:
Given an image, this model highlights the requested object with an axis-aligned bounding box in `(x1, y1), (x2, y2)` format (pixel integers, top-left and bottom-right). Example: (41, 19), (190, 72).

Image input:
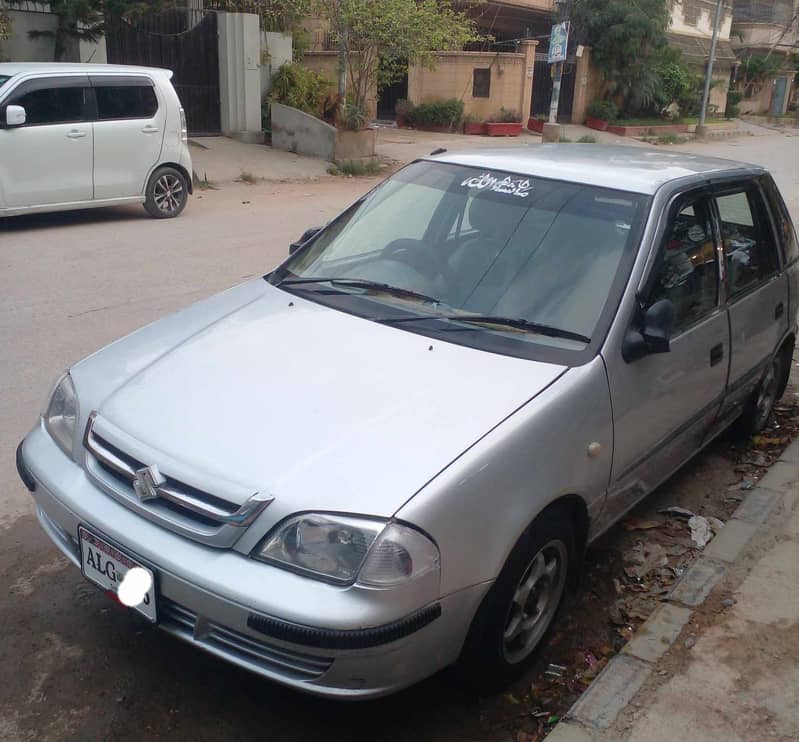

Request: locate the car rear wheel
(732, 348), (788, 438)
(456, 508), (573, 691)
(144, 167), (188, 219)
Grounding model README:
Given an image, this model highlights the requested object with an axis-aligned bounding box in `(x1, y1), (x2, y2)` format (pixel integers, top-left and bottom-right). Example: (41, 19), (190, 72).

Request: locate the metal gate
(531, 56), (575, 122)
(105, 8), (221, 135)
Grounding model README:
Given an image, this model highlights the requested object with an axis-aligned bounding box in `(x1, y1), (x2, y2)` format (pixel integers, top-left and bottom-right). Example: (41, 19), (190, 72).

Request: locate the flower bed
(486, 122), (522, 137)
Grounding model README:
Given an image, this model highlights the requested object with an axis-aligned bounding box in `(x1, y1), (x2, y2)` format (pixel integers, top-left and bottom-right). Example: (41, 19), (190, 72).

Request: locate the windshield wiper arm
(278, 277), (443, 305)
(380, 314), (590, 344)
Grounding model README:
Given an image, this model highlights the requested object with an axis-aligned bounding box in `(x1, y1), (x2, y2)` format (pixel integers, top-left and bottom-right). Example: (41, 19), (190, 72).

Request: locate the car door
(0, 75), (93, 208)
(713, 182), (788, 425)
(90, 76), (166, 199)
(602, 190), (729, 523)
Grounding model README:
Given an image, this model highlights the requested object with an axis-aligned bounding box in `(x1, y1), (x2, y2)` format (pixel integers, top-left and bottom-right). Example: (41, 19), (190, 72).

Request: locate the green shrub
(329, 159), (382, 176)
(586, 100), (619, 121)
(559, 136), (573, 143)
(395, 98), (415, 118)
(655, 133), (688, 145)
(269, 63), (331, 117)
(341, 101), (368, 131)
(726, 90), (742, 119)
(488, 107), (521, 123)
(409, 98), (464, 129)
(577, 134), (597, 143)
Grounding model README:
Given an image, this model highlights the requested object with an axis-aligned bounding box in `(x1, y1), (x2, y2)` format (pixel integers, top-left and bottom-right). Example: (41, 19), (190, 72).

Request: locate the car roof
(0, 62), (172, 79)
(427, 144), (765, 195)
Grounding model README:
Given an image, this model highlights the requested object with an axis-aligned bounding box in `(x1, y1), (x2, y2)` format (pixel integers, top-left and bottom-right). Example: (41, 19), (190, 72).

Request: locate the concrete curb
(545, 439), (799, 741)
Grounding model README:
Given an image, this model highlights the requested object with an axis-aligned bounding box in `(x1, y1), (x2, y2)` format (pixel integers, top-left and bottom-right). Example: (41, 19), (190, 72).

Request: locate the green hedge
(409, 98), (464, 129)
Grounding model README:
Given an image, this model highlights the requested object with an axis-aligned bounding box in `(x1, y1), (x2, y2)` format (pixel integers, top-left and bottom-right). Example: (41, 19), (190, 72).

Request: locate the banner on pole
(547, 21), (570, 64)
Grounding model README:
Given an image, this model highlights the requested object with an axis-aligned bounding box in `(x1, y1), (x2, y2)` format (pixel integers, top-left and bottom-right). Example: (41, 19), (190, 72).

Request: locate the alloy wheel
(502, 539), (568, 664)
(153, 173), (185, 214)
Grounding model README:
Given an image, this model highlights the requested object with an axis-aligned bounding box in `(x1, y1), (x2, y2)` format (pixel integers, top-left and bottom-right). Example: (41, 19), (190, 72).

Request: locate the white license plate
(78, 526), (157, 622)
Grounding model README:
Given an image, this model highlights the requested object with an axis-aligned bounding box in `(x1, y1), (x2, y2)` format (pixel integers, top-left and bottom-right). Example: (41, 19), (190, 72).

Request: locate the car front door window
(649, 199), (719, 335)
(13, 85), (88, 126)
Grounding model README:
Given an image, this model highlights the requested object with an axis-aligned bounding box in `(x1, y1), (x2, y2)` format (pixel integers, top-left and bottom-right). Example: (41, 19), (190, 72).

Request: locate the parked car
(0, 63), (192, 219)
(17, 146), (799, 698)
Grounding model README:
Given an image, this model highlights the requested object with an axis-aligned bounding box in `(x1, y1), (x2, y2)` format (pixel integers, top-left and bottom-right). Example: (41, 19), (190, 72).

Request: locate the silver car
(17, 146), (799, 698)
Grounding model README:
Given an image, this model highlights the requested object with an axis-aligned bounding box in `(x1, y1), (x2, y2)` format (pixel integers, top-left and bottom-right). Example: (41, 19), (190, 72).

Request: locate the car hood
(96, 282), (566, 517)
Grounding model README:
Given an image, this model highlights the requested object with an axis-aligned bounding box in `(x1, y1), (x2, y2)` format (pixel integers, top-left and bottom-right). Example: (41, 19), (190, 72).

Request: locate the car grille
(83, 413), (272, 548)
(159, 599), (334, 681)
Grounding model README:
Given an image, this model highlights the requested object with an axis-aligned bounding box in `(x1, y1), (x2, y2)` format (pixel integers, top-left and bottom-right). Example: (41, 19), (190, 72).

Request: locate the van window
(13, 86), (88, 125)
(96, 85), (158, 120)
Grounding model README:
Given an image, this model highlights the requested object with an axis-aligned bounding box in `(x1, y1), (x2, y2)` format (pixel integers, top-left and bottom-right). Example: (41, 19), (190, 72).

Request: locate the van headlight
(253, 514), (440, 587)
(43, 372), (79, 458)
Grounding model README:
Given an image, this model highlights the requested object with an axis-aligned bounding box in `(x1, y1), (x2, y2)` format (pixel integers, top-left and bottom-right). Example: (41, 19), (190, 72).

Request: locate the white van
(0, 63), (193, 219)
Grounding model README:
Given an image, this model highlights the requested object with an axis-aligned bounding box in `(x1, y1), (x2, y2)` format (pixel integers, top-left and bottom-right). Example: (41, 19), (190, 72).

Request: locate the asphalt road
(2, 131), (799, 741)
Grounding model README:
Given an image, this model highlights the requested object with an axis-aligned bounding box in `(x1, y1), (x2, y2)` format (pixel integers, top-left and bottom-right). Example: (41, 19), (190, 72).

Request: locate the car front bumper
(18, 425), (490, 699)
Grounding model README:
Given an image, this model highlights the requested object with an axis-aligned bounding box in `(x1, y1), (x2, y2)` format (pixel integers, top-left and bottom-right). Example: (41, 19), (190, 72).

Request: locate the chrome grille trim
(159, 599), (334, 681)
(83, 412), (274, 548)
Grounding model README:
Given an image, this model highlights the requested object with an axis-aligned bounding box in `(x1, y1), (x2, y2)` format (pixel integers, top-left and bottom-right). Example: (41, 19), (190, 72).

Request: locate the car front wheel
(457, 507), (573, 690)
(144, 167), (189, 219)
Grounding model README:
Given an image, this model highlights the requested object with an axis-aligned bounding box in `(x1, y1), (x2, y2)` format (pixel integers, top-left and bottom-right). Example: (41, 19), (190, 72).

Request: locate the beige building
(667, 0), (738, 116)
(731, 0), (798, 114)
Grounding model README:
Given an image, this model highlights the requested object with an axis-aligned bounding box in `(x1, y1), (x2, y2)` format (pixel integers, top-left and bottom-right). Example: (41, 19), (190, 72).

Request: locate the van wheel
(456, 508), (573, 691)
(732, 349), (787, 438)
(144, 167), (188, 219)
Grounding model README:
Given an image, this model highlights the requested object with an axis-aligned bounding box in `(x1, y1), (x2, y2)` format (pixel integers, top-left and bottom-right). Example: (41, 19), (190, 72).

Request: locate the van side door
(712, 181), (787, 426)
(89, 75), (166, 199)
(0, 75), (93, 208)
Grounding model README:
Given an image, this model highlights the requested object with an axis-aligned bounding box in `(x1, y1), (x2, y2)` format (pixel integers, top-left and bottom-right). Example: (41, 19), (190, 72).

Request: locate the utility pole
(543, 0), (570, 142)
(697, 0), (724, 136)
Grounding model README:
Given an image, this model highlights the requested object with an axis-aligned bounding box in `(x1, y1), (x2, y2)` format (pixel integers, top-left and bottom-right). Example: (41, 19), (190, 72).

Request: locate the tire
(731, 347), (788, 438)
(144, 166), (189, 219)
(456, 508), (574, 692)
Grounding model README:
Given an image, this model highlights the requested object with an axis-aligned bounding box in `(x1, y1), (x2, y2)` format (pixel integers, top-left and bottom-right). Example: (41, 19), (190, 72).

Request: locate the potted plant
(395, 99), (414, 128)
(585, 100), (618, 131)
(463, 112), (486, 135)
(485, 108), (522, 137)
(527, 115), (546, 133)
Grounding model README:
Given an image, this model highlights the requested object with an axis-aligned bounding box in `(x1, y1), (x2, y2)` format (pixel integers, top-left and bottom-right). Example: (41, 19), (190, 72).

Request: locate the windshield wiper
(380, 314), (591, 344)
(277, 277), (443, 305)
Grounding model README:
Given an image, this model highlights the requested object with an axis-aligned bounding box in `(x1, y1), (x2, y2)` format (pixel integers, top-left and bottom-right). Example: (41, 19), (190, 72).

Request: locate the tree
(313, 0), (479, 121)
(570, 0), (671, 115)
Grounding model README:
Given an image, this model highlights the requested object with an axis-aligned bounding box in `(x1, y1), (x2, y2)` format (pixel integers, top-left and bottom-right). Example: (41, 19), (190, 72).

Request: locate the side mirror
(5, 105), (26, 127)
(622, 298), (675, 362)
(289, 227), (322, 255)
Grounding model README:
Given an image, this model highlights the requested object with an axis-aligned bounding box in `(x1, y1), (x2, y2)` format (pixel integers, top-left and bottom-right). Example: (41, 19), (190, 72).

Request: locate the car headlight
(43, 372), (79, 458)
(253, 513), (440, 587)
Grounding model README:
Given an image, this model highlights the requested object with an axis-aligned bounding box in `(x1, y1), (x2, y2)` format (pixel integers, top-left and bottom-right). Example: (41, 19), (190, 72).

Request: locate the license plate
(78, 526), (157, 622)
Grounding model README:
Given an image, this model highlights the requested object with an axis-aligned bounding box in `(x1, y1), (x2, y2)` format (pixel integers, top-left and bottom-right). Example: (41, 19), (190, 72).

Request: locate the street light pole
(698, 0), (724, 134)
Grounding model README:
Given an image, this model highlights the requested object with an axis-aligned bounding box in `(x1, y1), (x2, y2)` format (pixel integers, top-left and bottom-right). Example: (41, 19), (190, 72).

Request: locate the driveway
(2, 131), (799, 741)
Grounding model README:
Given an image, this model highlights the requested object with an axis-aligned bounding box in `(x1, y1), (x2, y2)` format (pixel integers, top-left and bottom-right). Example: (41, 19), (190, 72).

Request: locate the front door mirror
(5, 105), (26, 127)
(622, 299), (675, 362)
(289, 227), (322, 255)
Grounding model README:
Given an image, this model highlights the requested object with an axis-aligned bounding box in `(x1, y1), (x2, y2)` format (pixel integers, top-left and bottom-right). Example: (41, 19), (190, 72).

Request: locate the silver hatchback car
(17, 146), (799, 698)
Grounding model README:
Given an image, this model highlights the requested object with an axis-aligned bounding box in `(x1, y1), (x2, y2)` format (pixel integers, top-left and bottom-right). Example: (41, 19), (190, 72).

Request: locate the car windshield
(272, 161), (648, 357)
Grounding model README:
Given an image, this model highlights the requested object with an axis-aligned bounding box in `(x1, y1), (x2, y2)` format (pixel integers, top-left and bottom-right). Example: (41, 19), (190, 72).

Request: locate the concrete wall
(571, 47), (601, 125)
(2, 9), (106, 63)
(271, 101), (336, 160)
(408, 42), (537, 121)
(261, 31), (292, 98)
(218, 11), (262, 142)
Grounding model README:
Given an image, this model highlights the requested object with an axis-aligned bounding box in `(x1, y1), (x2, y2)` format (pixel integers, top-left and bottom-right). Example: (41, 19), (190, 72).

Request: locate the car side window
(760, 176), (799, 266)
(650, 199), (718, 334)
(12, 86), (88, 126)
(716, 189), (779, 299)
(95, 84), (158, 120)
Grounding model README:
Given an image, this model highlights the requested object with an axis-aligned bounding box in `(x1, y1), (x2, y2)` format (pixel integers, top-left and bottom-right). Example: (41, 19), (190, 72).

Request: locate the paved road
(2, 131), (799, 741)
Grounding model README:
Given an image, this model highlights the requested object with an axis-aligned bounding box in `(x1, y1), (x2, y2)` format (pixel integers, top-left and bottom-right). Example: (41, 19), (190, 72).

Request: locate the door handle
(775, 302), (785, 319)
(710, 343), (724, 367)
(141, 126), (160, 134)
(66, 130), (87, 139)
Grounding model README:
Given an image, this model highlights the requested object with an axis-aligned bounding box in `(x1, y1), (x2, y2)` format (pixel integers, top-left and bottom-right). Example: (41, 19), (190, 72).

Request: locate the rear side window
(96, 85), (158, 120)
(13, 86), (88, 125)
(716, 188), (779, 299)
(760, 176), (799, 266)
